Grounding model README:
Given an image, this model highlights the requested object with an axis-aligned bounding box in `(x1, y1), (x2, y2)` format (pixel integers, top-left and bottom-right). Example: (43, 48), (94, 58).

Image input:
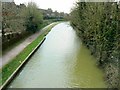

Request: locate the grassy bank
(2, 20), (54, 54)
(0, 22), (59, 86)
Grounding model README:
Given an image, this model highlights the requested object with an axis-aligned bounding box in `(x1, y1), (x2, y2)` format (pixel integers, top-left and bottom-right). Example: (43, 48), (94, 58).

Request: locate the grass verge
(0, 22), (59, 86)
(2, 20), (54, 55)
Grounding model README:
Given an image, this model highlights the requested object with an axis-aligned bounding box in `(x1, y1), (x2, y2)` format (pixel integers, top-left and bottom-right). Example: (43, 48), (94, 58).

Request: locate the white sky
(14, 0), (77, 13)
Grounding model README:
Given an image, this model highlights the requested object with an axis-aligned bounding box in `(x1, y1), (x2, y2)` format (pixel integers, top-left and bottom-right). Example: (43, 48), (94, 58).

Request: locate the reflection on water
(8, 22), (106, 88)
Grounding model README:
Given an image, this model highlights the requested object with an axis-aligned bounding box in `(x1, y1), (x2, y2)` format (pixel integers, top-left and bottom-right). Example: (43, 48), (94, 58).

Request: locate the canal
(8, 22), (106, 88)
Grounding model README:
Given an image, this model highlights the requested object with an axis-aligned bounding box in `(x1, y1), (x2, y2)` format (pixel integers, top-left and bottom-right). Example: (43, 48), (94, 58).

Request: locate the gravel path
(0, 23), (54, 68)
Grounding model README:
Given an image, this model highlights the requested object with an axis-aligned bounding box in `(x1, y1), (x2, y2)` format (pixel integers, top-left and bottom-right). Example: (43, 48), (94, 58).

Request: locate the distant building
(39, 8), (68, 19)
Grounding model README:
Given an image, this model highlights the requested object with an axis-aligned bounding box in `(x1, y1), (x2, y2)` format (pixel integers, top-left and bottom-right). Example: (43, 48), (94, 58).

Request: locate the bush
(70, 2), (120, 88)
(21, 2), (43, 33)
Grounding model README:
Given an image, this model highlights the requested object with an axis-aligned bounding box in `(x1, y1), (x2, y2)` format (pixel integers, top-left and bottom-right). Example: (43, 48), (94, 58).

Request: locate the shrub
(21, 2), (43, 33)
(70, 2), (120, 88)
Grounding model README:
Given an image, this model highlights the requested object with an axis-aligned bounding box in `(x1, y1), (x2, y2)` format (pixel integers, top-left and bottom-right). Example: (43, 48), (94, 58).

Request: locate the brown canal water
(8, 22), (106, 88)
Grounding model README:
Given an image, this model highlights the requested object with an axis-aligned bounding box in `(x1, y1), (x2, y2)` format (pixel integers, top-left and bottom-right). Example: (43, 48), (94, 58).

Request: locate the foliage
(21, 2), (43, 33)
(70, 2), (120, 88)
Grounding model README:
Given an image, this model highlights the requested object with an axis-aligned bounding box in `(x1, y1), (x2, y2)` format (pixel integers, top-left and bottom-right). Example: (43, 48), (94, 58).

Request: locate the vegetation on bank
(2, 20), (52, 55)
(0, 22), (59, 86)
(2, 2), (66, 51)
(2, 2), (43, 51)
(21, 2), (43, 33)
(70, 2), (120, 88)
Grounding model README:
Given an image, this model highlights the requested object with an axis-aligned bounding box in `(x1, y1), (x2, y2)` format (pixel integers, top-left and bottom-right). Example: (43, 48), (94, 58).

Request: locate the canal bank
(1, 22), (59, 89)
(7, 22), (106, 88)
(1, 38), (46, 89)
(71, 23), (119, 88)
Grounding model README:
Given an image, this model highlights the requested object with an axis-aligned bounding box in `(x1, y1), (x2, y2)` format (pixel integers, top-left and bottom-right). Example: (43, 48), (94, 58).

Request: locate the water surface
(8, 22), (106, 88)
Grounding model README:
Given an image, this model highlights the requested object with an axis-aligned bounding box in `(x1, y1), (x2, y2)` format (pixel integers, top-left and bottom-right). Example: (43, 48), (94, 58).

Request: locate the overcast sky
(14, 0), (77, 13)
